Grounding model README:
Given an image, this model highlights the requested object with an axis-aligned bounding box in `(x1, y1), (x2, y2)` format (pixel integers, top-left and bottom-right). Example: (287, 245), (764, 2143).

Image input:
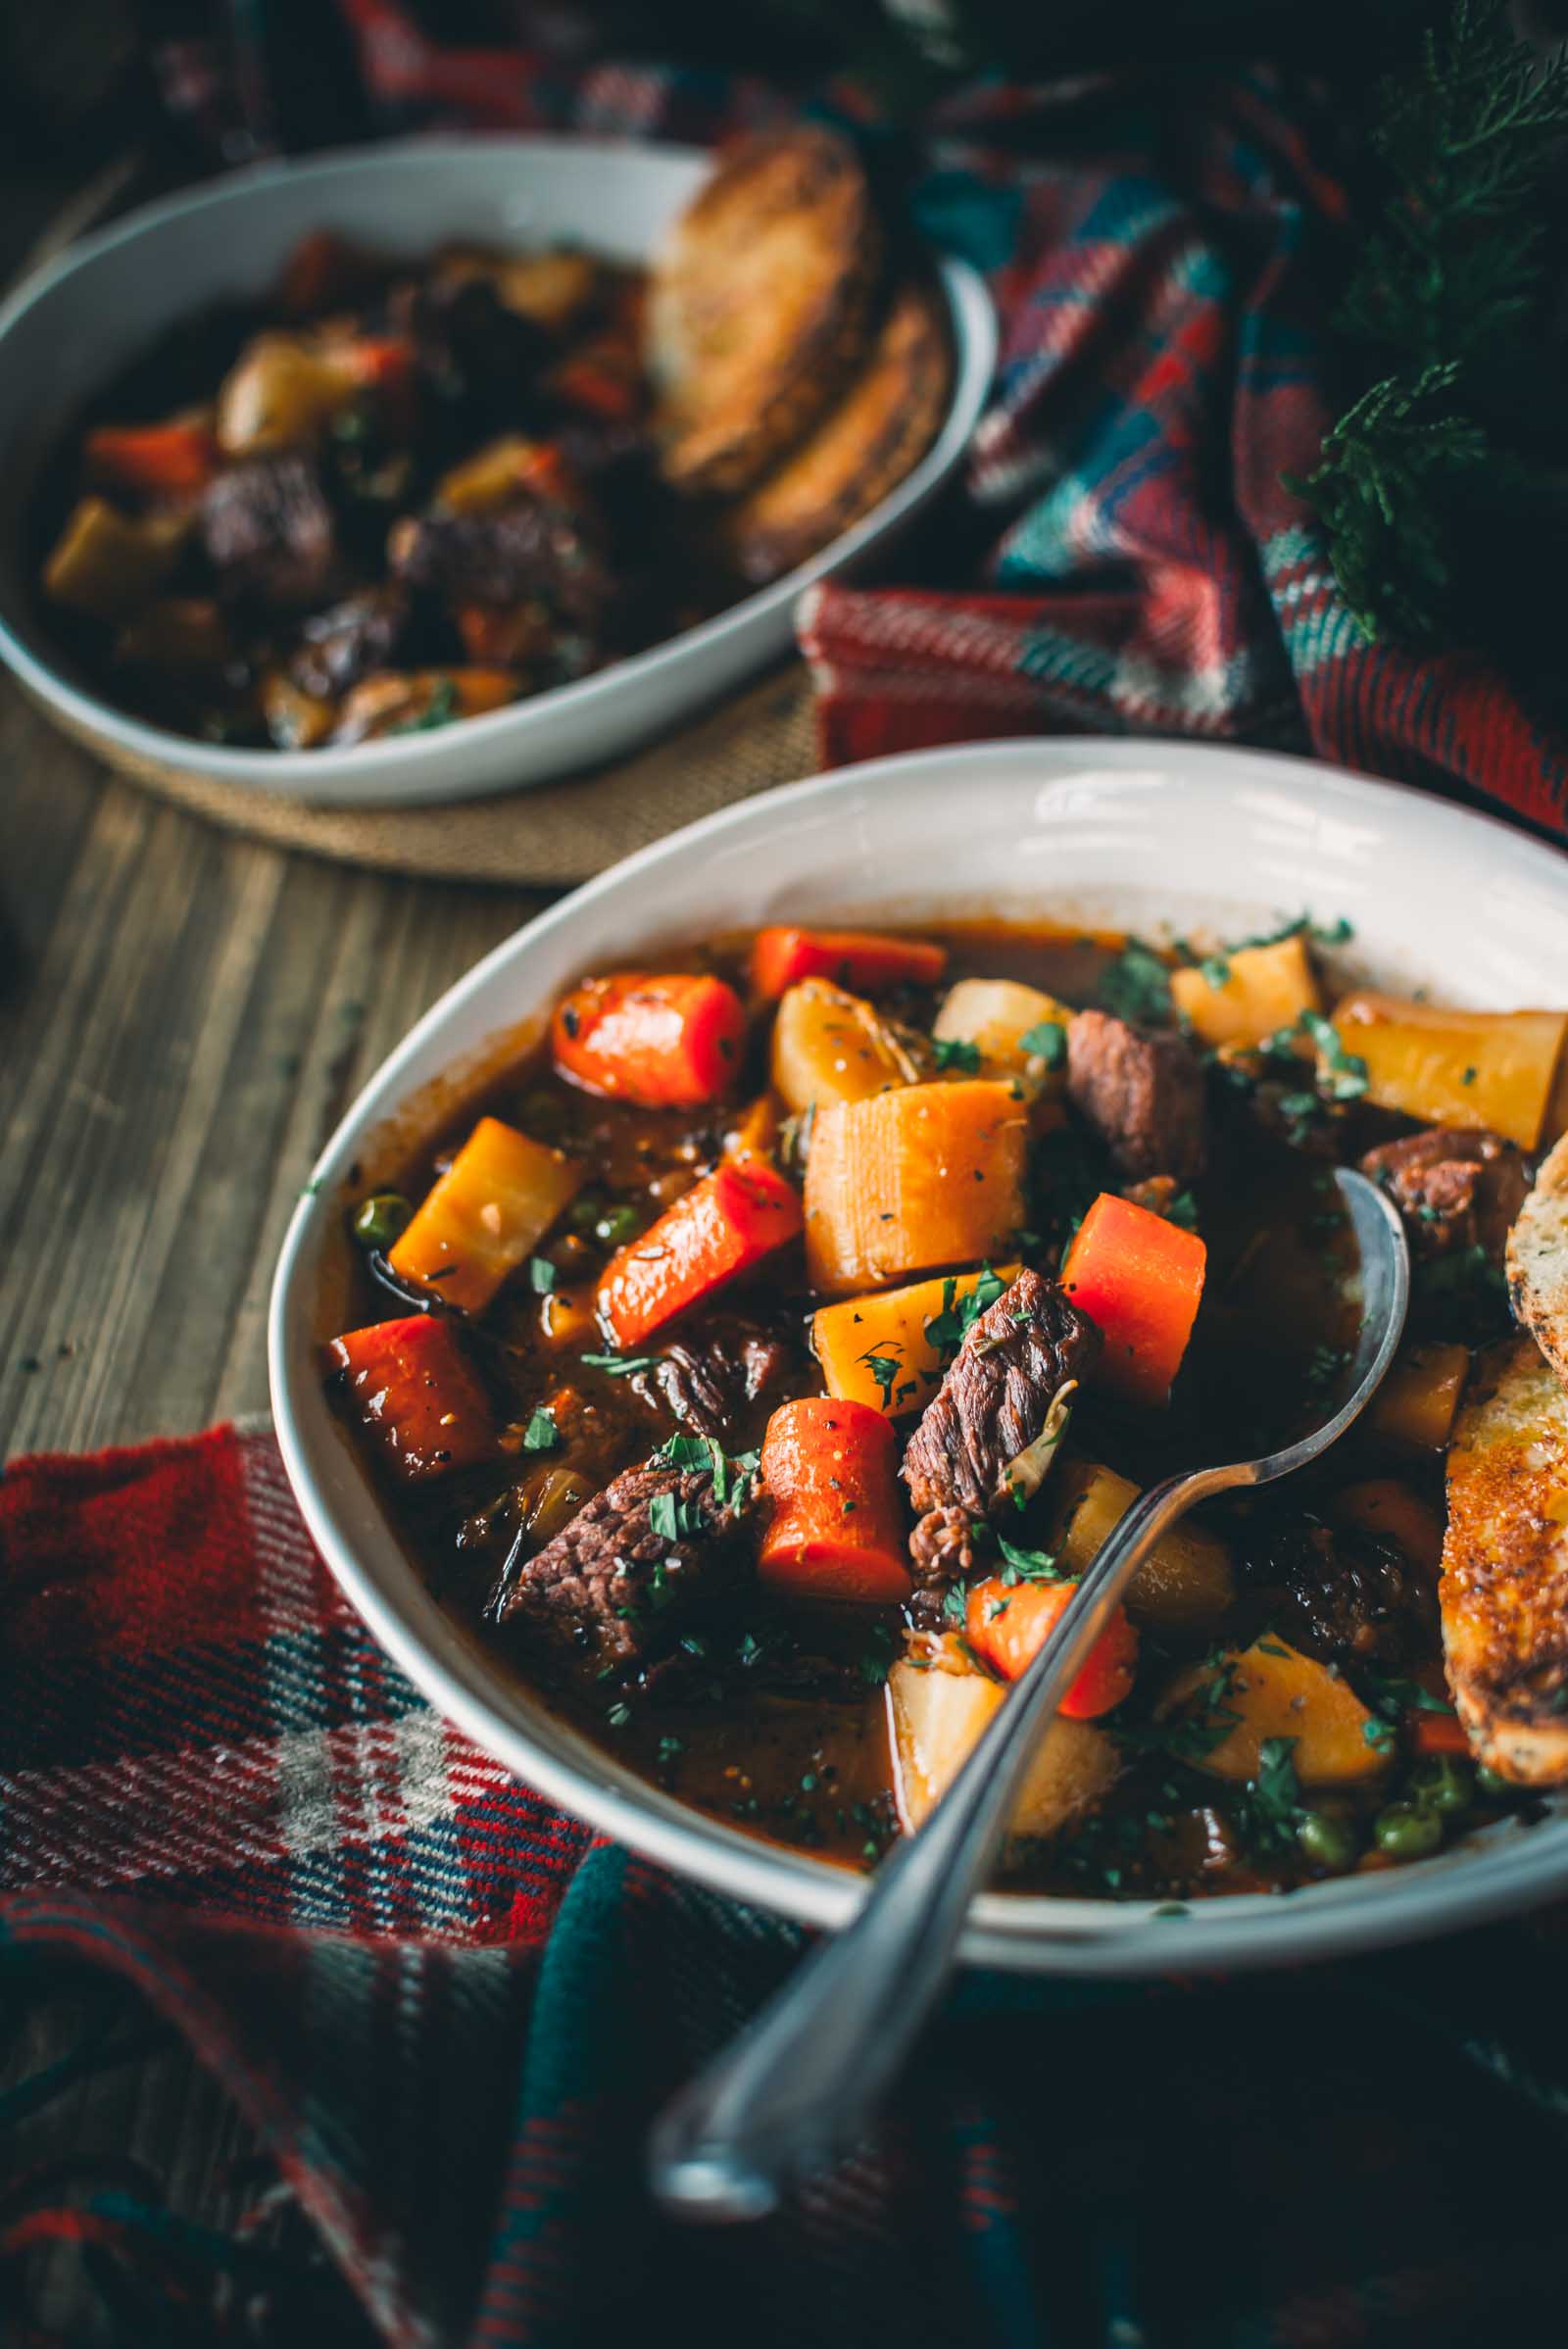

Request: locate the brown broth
(324, 921), (1512, 1901)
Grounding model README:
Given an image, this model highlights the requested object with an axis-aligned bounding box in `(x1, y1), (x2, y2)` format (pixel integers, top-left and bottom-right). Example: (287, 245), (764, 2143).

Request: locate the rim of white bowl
(269, 737), (1568, 1973)
(0, 137), (995, 801)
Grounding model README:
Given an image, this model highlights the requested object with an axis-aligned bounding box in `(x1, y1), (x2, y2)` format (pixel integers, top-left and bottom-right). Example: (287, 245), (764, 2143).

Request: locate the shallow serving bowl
(0, 138), (993, 809)
(270, 739), (1568, 1971)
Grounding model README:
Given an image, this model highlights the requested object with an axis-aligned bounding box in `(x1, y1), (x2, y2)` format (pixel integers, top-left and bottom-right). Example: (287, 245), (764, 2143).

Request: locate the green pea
(1373, 1802), (1445, 1862)
(1409, 1754), (1474, 1816)
(567, 1191), (607, 1232)
(520, 1088), (567, 1141)
(594, 1203), (642, 1248)
(1475, 1764), (1513, 1801)
(352, 1192), (412, 1251)
(1297, 1810), (1357, 1873)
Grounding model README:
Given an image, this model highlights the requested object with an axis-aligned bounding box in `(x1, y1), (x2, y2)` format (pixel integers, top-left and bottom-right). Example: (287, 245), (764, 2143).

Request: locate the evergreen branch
(1288, 0), (1568, 648)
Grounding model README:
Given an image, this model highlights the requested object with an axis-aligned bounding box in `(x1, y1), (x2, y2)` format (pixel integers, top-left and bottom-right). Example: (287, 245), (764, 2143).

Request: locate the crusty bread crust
(650, 128), (879, 496)
(721, 277), (954, 584)
(1507, 1128), (1568, 1392)
(1441, 1332), (1568, 1784)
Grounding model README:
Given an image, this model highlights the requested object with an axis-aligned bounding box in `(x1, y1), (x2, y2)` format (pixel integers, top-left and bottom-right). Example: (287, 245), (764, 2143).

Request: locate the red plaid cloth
(153, 4), (1568, 833)
(8, 1427), (1568, 2348)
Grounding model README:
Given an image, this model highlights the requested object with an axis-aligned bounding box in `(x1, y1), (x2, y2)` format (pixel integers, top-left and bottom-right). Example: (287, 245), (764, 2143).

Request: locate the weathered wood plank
(0, 675), (549, 2333)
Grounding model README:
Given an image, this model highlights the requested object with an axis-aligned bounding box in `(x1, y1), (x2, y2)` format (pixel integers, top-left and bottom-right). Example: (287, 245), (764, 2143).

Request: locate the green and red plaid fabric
(7, 1425), (1568, 2347)
(156, 5), (1568, 834)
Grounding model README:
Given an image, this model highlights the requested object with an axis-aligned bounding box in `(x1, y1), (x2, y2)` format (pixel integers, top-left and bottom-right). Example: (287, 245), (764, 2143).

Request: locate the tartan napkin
(157, 7), (1568, 834)
(6, 1424), (1568, 2348)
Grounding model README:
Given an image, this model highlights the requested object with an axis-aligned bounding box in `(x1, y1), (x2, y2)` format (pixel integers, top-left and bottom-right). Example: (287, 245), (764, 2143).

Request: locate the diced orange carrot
(803, 1080), (1027, 1296)
(388, 1115), (583, 1312)
(759, 1397), (910, 1603)
(751, 926), (948, 1000)
(551, 349), (640, 421)
(964, 1578), (1138, 1718)
(1060, 1192), (1207, 1407)
(340, 335), (418, 435)
(1410, 1712), (1470, 1757)
(553, 973), (747, 1108)
(84, 418), (217, 496)
(326, 1315), (494, 1482)
(598, 1161), (802, 1347)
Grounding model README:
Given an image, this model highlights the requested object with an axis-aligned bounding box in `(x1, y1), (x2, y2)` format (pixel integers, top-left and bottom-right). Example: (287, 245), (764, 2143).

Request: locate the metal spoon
(650, 1166), (1409, 2222)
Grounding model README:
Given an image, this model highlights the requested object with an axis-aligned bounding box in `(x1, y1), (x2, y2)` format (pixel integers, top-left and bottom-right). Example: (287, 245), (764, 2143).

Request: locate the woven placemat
(50, 661), (820, 884)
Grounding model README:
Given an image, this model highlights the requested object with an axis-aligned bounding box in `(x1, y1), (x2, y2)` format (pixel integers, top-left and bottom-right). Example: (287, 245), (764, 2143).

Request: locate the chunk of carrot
(1060, 1192), (1206, 1407)
(811, 1263), (1022, 1417)
(84, 418), (217, 496)
(552, 973), (747, 1108)
(759, 1397), (910, 1603)
(803, 1080), (1027, 1297)
(326, 1315), (494, 1483)
(964, 1578), (1138, 1718)
(598, 1160), (803, 1347)
(751, 926), (948, 1000)
(388, 1114), (583, 1312)
(1410, 1712), (1470, 1757)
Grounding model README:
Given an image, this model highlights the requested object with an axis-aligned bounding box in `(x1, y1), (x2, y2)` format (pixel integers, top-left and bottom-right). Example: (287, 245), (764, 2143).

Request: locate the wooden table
(1, 683), (552, 2339)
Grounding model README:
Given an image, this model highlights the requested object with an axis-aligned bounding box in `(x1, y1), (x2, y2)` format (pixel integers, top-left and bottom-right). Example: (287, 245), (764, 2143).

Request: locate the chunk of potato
(1169, 933), (1321, 1048)
(43, 498), (189, 621)
(1162, 1635), (1387, 1786)
(1369, 1343), (1469, 1451)
(1048, 1459), (1234, 1628)
(771, 977), (911, 1115)
(887, 1647), (1119, 1836)
(931, 977), (1071, 1095)
(1331, 993), (1568, 1150)
(812, 1263), (1021, 1418)
(216, 331), (359, 454)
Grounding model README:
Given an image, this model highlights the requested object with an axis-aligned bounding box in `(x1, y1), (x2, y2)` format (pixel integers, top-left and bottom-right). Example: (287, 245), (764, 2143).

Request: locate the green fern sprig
(1291, 0), (1568, 648)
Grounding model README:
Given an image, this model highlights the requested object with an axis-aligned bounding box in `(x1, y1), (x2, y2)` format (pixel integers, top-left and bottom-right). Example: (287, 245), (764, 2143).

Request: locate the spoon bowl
(650, 1167), (1411, 2221)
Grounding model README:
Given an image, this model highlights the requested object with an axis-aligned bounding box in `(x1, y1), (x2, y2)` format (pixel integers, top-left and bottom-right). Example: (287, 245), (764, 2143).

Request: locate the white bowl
(0, 137), (994, 808)
(270, 738), (1568, 1972)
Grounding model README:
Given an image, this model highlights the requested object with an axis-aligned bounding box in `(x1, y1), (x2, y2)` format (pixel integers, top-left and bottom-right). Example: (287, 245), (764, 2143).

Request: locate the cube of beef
(903, 1267), (1100, 1604)
(1066, 1008), (1206, 1181)
(494, 1461), (752, 1683)
(202, 452), (338, 611)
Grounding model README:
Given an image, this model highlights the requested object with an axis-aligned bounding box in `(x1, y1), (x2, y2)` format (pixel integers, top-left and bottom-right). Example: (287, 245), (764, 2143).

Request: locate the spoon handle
(648, 1467), (1226, 2221)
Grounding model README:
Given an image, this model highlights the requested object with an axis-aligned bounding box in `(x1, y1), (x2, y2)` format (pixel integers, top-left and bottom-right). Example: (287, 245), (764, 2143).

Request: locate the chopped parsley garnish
(858, 1622), (899, 1687)
(649, 1491), (707, 1543)
(1362, 1668), (1454, 1724)
(655, 1433), (712, 1470)
(858, 1346), (905, 1410)
(996, 1534), (1066, 1584)
(581, 1350), (661, 1375)
(395, 675), (459, 733)
(924, 1265), (1006, 1358)
(527, 1255), (557, 1293)
(1017, 1019), (1067, 1068)
(1097, 939), (1173, 1025)
(522, 1409), (560, 1452)
(932, 1037), (982, 1074)
(1297, 1009), (1370, 1101)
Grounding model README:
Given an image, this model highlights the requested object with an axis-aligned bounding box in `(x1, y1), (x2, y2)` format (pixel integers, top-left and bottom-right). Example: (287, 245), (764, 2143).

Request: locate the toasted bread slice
(1441, 1331), (1568, 1784)
(650, 127), (879, 496)
(720, 277), (954, 584)
(1507, 1130), (1568, 1391)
